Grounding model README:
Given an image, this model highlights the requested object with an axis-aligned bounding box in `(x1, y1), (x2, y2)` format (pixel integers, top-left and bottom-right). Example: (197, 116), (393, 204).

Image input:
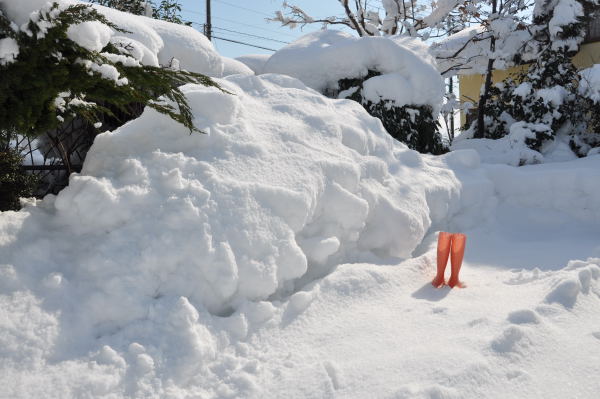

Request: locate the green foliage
(153, 0), (190, 26)
(0, 146), (38, 211)
(0, 2), (221, 138)
(90, 0), (190, 25)
(338, 70), (447, 155)
(90, 0), (147, 15)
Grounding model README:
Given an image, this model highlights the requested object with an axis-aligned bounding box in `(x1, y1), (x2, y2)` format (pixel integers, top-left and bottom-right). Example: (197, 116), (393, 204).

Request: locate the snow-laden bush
(263, 30), (447, 154)
(0, 146), (38, 210)
(338, 70), (446, 154)
(0, 1), (219, 136)
(463, 0), (600, 160)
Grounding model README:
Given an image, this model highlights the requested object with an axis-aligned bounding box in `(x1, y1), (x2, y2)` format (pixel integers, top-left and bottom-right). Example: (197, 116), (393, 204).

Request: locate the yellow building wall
(459, 42), (600, 126)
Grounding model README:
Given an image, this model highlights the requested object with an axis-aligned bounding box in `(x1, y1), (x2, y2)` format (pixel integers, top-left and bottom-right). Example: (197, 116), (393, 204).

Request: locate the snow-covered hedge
(263, 30), (445, 114)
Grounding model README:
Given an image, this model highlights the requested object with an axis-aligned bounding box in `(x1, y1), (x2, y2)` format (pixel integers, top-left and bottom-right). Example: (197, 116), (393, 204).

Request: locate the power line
(213, 15), (298, 38)
(191, 22), (290, 44)
(212, 26), (290, 44)
(212, 36), (277, 51)
(213, 0), (273, 17)
(182, 8), (297, 38)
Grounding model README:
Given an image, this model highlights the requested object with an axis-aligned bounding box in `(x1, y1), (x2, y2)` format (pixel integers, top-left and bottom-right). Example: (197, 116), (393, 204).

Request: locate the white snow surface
(263, 30), (445, 112)
(93, 4), (223, 76)
(579, 64), (600, 103)
(66, 20), (113, 52)
(235, 54), (271, 75)
(221, 56), (254, 77)
(451, 124), (583, 166)
(0, 37), (19, 65)
(0, 0), (55, 26)
(2, 72), (600, 397)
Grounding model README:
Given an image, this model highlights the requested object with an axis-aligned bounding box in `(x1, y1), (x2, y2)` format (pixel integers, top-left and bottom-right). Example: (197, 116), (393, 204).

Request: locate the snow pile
(0, 73), (492, 396)
(484, 154), (600, 222)
(263, 30), (445, 112)
(235, 54), (271, 75)
(451, 123), (582, 166)
(221, 56), (254, 77)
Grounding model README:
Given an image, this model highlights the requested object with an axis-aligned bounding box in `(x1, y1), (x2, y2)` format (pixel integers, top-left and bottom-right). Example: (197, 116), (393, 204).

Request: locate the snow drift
(0, 74), (474, 319)
(0, 72), (494, 396)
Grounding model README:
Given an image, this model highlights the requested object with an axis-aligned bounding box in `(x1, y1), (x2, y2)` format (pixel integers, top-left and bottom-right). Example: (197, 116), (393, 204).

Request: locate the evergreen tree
(90, 0), (148, 15)
(90, 0), (190, 25)
(0, 2), (222, 208)
(468, 0), (600, 157)
(0, 2), (220, 138)
(153, 0), (190, 25)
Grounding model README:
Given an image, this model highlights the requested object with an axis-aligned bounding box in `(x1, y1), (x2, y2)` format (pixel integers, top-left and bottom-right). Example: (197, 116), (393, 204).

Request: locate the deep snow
(1, 72), (600, 399)
(2, 1), (600, 398)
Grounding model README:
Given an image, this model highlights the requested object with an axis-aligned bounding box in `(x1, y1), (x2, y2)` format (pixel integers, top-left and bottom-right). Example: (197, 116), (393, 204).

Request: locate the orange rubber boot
(448, 233), (466, 288)
(432, 232), (452, 288)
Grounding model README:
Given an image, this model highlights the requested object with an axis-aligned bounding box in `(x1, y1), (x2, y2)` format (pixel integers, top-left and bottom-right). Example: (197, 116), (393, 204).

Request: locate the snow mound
(483, 155), (600, 222)
(94, 4), (223, 76)
(0, 73), (474, 334)
(451, 125), (579, 166)
(0, 73), (495, 397)
(221, 56), (254, 77)
(263, 30), (444, 112)
(235, 53), (271, 74)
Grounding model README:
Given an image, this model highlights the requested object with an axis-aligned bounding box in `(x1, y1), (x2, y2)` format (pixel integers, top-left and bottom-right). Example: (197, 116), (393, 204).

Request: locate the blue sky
(178, 0), (362, 58)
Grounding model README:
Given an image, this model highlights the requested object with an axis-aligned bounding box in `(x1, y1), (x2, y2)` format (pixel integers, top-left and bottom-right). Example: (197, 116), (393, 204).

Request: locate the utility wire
(212, 25), (290, 44)
(212, 35), (277, 51)
(191, 22), (290, 45)
(213, 0), (273, 17)
(182, 8), (297, 38)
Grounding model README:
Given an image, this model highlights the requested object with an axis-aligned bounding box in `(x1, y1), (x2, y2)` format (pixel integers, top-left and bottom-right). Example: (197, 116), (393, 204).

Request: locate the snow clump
(579, 64), (600, 103)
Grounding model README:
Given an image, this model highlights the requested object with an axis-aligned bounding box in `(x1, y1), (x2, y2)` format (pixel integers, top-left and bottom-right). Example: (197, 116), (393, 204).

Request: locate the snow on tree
(0, 0), (222, 209)
(464, 0), (600, 161)
(89, 0), (189, 24)
(263, 30), (448, 154)
(270, 0), (472, 38)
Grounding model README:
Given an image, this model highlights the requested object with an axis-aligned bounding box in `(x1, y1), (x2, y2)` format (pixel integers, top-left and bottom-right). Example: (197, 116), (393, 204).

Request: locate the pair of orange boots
(432, 232), (466, 288)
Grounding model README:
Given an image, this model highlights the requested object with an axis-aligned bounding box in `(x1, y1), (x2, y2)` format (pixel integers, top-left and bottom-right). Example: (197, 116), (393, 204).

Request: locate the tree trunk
(475, 50), (495, 139)
(475, 0), (498, 139)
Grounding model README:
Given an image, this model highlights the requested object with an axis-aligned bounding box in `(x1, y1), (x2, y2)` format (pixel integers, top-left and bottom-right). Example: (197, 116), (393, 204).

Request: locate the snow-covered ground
(2, 2), (600, 398)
